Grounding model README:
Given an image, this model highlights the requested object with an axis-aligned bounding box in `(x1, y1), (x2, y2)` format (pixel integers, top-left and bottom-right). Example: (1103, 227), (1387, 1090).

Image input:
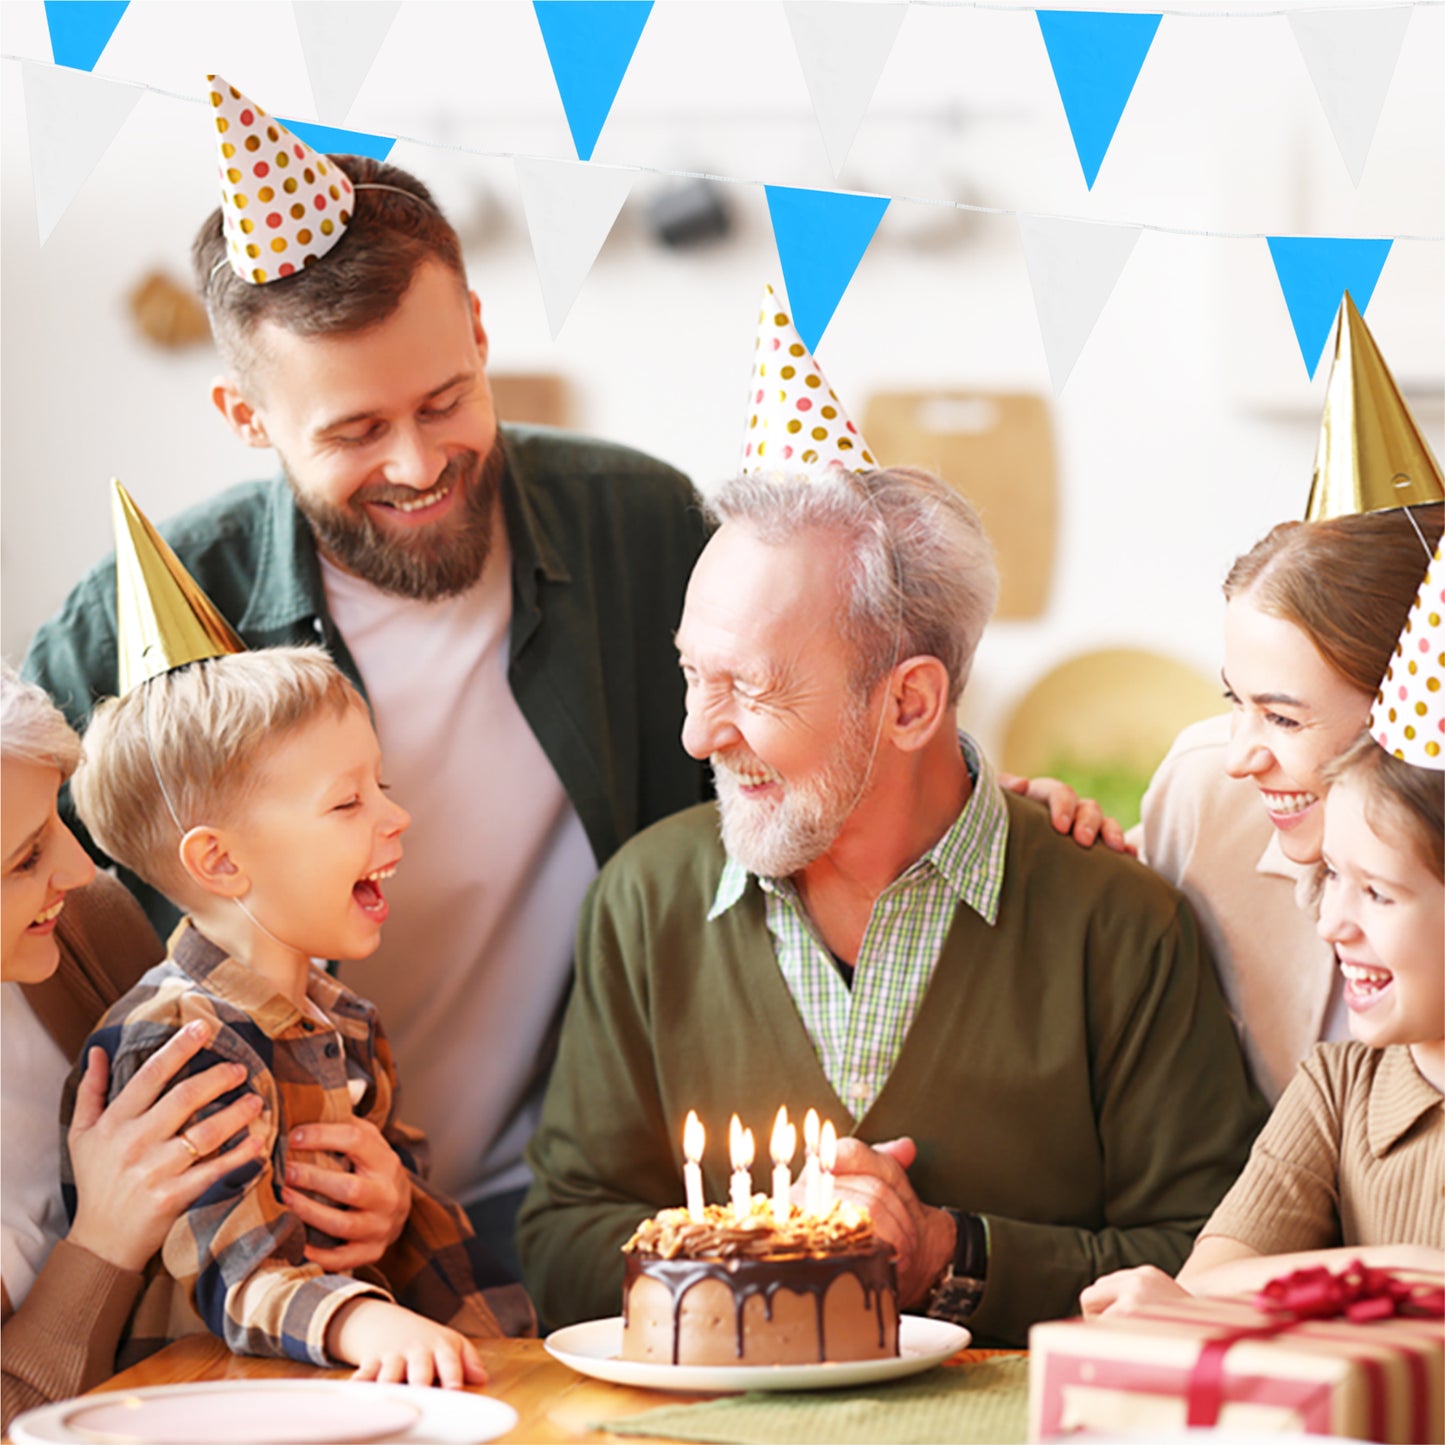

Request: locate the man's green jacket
(24, 424), (713, 934)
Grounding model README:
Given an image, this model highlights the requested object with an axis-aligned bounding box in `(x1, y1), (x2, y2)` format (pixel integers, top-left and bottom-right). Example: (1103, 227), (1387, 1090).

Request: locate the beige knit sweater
(1201, 1041), (1444, 1254)
(2, 875), (162, 1433)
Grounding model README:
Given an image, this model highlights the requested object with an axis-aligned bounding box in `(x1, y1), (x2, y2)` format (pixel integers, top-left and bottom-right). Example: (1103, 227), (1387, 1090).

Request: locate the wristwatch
(926, 1209), (988, 1322)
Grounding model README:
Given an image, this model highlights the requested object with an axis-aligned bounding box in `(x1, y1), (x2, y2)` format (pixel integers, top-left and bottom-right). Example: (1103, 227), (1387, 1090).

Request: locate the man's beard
(288, 445), (505, 601)
(712, 697), (878, 879)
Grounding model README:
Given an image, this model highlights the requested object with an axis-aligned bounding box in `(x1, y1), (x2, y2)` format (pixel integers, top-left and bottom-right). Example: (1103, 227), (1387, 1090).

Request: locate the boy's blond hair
(73, 646), (364, 898)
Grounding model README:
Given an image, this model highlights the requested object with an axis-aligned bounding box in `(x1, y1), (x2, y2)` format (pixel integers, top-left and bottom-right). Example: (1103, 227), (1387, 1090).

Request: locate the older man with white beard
(516, 465), (1265, 1346)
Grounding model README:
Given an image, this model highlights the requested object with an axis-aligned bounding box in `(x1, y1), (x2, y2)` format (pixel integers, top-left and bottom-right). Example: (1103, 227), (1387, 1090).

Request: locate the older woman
(1, 668), (267, 1428)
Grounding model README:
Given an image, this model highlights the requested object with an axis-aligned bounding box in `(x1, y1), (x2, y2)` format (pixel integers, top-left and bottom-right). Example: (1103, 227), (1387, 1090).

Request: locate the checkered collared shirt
(61, 921), (495, 1369)
(708, 734), (1009, 1122)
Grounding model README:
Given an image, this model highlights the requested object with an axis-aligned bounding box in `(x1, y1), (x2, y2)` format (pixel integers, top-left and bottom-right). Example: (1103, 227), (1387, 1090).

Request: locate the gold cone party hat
(112, 480), (245, 697)
(209, 75), (354, 285)
(1370, 543), (1444, 767)
(1304, 293), (1445, 522)
(740, 285), (877, 477)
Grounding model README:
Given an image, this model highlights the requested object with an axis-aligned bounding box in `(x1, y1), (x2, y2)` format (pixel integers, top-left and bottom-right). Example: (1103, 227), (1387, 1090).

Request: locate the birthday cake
(620, 1201), (899, 1366)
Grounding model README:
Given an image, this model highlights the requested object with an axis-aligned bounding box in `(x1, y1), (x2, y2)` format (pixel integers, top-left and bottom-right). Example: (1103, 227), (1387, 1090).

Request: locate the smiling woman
(1138, 502), (1444, 1104)
(0, 688), (93, 984)
(1, 666), (260, 1433)
(1220, 592), (1374, 867)
(1220, 507), (1444, 865)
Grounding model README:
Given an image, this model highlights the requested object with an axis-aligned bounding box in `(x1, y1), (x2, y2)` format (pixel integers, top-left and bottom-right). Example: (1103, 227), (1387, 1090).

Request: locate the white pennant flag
(1017, 214), (1140, 394)
(1289, 6), (1411, 187)
(22, 62), (140, 246)
(515, 157), (634, 339)
(784, 2), (907, 177)
(294, 1), (401, 125)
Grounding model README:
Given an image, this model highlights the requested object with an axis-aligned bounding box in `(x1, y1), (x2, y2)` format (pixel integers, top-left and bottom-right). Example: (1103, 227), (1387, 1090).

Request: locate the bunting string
(6, 54), (1442, 245)
(910, 0), (1444, 12)
(11, 0), (1440, 382)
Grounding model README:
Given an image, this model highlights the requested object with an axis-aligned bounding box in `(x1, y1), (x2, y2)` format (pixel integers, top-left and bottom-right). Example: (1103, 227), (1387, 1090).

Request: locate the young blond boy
(65, 647), (500, 1384)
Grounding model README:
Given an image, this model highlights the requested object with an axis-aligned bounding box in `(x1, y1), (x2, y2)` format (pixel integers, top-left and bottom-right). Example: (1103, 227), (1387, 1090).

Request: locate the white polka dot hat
(1371, 541), (1445, 768)
(209, 75), (354, 285)
(739, 284), (876, 477)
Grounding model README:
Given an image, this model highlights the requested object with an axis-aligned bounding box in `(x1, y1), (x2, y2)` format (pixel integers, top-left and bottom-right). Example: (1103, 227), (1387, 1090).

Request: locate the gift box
(1028, 1272), (1444, 1443)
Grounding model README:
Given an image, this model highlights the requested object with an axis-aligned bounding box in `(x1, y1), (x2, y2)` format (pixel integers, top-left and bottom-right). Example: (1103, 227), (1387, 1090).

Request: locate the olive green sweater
(517, 797), (1267, 1346)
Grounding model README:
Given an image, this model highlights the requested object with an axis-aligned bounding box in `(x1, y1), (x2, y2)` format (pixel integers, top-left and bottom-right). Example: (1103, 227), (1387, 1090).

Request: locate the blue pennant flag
(1036, 10), (1161, 189)
(280, 118), (395, 164)
(44, 0), (128, 72)
(765, 186), (889, 353)
(1267, 236), (1393, 377)
(533, 1), (653, 161)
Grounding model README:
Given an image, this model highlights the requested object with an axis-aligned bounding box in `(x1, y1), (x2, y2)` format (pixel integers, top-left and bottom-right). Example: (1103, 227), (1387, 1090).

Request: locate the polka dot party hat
(1370, 541), (1444, 767)
(739, 284), (876, 477)
(209, 75), (354, 285)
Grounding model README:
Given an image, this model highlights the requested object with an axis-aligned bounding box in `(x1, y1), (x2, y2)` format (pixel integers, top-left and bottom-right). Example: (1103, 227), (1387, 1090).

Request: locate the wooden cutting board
(862, 391), (1056, 621)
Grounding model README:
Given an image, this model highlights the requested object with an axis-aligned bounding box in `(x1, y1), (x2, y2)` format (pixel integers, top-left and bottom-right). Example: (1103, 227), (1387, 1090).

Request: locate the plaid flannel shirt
(61, 921), (495, 1368)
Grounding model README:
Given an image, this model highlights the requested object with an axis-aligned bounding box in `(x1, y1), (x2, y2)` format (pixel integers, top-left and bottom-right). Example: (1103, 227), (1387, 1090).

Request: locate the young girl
(1082, 730), (1444, 1315)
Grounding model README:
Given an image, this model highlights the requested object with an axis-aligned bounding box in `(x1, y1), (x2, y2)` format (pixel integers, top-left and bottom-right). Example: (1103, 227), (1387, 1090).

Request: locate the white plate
(10, 1379), (518, 1445)
(544, 1314), (970, 1392)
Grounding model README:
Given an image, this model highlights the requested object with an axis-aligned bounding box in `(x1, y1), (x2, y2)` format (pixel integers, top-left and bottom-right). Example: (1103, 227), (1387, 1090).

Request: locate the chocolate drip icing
(623, 1248), (897, 1365)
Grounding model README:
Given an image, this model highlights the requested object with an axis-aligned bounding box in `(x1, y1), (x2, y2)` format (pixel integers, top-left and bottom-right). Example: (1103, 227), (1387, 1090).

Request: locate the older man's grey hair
(1, 663), (82, 778)
(708, 467), (999, 707)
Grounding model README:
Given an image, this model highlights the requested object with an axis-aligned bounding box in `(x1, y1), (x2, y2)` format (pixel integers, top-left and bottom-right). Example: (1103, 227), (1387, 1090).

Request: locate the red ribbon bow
(1253, 1260), (1445, 1325)
(1186, 1260), (1444, 1429)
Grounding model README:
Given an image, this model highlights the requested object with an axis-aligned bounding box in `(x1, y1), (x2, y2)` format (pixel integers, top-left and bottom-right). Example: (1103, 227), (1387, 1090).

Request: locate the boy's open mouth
(352, 864), (397, 917)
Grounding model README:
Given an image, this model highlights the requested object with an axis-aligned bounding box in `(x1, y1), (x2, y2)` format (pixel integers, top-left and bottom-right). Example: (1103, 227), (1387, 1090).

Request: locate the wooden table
(20, 1335), (1005, 1444)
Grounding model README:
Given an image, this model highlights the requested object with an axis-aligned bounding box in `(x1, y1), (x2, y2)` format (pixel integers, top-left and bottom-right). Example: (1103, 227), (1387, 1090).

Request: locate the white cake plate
(544, 1314), (971, 1392)
(10, 1379), (518, 1445)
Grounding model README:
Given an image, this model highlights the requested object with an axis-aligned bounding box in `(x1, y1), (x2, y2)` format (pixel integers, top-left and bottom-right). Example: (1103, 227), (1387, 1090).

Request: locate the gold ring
(179, 1130), (201, 1158)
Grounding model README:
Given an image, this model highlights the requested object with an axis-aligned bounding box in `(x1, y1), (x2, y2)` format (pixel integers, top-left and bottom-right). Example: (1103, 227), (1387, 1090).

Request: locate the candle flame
(770, 1107), (796, 1165)
(684, 1110), (705, 1164)
(729, 1114), (756, 1172)
(804, 1107), (820, 1152)
(820, 1119), (837, 1170)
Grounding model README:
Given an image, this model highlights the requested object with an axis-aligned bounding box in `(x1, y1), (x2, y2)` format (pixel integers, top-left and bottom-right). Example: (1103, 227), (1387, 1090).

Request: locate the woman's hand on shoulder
(997, 774), (1134, 855)
(67, 1020), (266, 1273)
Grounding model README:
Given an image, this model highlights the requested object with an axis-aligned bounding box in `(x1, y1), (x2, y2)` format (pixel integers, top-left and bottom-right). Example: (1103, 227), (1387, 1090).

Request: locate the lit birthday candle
(770, 1107), (796, 1222)
(729, 1114), (755, 1220)
(819, 1120), (838, 1211)
(803, 1108), (821, 1215)
(683, 1110), (706, 1221)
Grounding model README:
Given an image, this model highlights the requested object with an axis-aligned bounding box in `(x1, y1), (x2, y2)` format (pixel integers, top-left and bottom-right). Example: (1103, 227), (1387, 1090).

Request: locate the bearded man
(24, 154), (711, 1283)
(516, 466), (1266, 1345)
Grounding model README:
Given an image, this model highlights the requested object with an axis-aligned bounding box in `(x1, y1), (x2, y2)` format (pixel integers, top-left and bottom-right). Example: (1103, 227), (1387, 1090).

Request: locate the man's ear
(887, 656), (952, 752)
(211, 376), (272, 448)
(178, 826), (249, 898)
(469, 291), (490, 365)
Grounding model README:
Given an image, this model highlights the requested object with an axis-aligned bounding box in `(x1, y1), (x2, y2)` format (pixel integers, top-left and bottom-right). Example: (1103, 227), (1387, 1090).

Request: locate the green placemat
(596, 1355), (1030, 1445)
